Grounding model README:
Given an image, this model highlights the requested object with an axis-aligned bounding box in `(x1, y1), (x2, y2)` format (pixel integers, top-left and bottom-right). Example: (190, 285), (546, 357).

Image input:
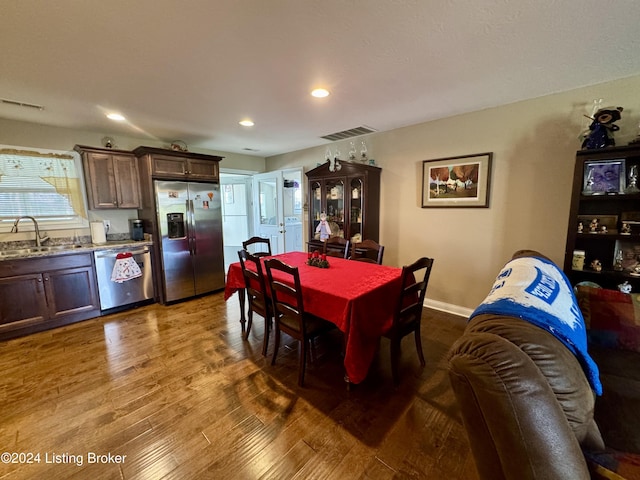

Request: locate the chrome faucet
(11, 216), (50, 246)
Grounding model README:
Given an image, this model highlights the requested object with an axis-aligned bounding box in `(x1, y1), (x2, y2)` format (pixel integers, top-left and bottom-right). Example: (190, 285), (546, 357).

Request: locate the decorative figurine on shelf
(625, 165), (640, 194)
(315, 212), (332, 241)
(577, 221), (584, 233)
(614, 250), (624, 271)
(580, 106), (624, 149)
(348, 141), (357, 161)
(621, 222), (632, 235)
(590, 259), (602, 272)
(589, 218), (599, 233)
(600, 225), (608, 234)
(618, 281), (633, 294)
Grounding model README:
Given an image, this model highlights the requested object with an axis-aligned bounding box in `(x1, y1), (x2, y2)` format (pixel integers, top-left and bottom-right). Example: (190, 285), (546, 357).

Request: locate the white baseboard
(423, 299), (473, 318)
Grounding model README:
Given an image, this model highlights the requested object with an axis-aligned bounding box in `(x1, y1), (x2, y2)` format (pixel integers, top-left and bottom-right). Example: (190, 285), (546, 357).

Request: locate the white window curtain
(0, 145), (88, 231)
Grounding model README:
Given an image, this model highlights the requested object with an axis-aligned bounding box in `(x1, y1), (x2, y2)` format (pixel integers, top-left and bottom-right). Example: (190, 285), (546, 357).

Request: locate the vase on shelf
(624, 165), (639, 194)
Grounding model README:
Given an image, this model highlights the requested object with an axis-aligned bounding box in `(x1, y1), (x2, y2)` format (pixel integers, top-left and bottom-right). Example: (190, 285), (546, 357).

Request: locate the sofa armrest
(449, 331), (592, 480)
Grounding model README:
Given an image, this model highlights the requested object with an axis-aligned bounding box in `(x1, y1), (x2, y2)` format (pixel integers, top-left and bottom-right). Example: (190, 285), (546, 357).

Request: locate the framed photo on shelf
(421, 152), (492, 208)
(577, 214), (619, 234)
(582, 159), (626, 195)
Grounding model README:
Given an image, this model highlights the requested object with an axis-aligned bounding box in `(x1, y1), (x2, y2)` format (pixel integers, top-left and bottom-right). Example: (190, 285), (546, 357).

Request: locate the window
(0, 145), (88, 232)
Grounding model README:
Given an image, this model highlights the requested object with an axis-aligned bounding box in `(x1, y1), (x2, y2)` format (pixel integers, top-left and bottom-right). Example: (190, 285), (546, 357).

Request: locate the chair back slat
(394, 257), (434, 327)
(323, 236), (350, 259)
(265, 258), (306, 335)
(350, 239), (384, 264)
(242, 236), (272, 257)
(238, 249), (269, 311)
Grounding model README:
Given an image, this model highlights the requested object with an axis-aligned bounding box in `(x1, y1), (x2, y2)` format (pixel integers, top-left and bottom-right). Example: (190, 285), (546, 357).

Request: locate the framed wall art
(582, 159), (626, 195)
(421, 152), (492, 208)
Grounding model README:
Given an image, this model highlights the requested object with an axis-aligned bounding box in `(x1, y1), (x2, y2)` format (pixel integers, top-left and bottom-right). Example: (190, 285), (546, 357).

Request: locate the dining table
(224, 251), (404, 384)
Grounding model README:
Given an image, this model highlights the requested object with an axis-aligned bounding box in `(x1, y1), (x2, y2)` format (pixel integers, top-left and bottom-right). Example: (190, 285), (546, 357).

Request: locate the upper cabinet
(75, 145), (141, 209)
(563, 144), (640, 291)
(306, 161), (381, 252)
(133, 146), (223, 182)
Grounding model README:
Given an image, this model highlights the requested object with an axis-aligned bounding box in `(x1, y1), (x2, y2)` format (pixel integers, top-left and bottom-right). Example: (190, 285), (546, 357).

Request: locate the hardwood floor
(0, 292), (478, 479)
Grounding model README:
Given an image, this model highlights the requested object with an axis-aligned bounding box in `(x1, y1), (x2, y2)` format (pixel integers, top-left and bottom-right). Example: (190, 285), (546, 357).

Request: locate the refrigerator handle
(189, 199), (197, 256)
(185, 199), (193, 255)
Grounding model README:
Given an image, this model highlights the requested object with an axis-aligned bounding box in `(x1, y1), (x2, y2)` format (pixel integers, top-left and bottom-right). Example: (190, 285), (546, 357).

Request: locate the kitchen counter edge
(0, 240), (154, 261)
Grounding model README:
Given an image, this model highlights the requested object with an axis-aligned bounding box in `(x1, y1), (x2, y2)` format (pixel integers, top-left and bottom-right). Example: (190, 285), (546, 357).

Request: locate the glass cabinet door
(349, 177), (363, 242)
(324, 178), (345, 237)
(310, 180), (322, 238)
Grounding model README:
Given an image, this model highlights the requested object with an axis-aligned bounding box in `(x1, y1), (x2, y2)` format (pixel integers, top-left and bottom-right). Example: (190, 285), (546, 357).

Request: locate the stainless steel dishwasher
(94, 245), (154, 311)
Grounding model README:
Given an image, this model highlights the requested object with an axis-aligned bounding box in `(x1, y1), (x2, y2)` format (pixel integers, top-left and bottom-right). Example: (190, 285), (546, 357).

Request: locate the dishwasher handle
(95, 247), (150, 258)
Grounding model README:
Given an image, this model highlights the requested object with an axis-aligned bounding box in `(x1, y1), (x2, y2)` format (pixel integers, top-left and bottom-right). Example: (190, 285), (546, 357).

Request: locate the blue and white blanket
(470, 256), (602, 395)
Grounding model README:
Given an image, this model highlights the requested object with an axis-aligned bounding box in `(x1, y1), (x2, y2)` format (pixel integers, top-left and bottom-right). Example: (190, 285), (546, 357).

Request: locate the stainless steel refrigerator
(154, 180), (225, 302)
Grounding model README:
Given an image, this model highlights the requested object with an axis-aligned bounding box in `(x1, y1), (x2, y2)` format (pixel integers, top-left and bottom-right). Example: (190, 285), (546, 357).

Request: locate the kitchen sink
(0, 245), (84, 257)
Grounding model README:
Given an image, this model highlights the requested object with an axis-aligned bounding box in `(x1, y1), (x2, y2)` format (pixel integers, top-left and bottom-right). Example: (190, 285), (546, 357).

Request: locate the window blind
(0, 145), (88, 230)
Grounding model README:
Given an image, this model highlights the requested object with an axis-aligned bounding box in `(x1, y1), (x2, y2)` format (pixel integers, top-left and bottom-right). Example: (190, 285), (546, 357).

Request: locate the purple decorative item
(581, 107), (624, 149)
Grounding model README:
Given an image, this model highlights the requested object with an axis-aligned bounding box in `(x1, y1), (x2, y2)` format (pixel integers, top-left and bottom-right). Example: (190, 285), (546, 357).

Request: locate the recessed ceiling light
(311, 88), (330, 98)
(239, 119), (255, 127)
(106, 113), (126, 121)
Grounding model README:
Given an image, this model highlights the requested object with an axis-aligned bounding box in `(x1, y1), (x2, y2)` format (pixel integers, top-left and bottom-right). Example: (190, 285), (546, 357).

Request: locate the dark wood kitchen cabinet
(0, 252), (100, 340)
(75, 145), (141, 209)
(306, 161), (381, 253)
(133, 146), (223, 181)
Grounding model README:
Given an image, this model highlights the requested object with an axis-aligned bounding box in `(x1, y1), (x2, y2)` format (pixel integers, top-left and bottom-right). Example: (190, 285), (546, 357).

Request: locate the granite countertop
(0, 240), (154, 261)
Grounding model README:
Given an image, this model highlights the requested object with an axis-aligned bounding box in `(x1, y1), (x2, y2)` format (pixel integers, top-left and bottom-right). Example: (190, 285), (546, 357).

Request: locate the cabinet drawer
(0, 253), (94, 278)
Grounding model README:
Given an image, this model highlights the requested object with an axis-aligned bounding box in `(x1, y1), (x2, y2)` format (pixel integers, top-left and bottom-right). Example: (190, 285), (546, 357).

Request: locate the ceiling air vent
(1, 98), (45, 110)
(320, 125), (377, 142)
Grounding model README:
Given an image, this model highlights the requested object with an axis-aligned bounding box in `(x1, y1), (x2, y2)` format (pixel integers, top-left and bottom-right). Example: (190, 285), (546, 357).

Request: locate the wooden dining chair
(242, 236), (272, 258)
(350, 239), (384, 264)
(264, 258), (336, 387)
(237, 249), (273, 356)
(323, 236), (350, 259)
(383, 256), (434, 385)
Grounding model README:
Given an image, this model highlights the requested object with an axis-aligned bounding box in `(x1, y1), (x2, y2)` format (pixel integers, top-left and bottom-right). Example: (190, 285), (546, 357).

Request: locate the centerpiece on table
(307, 250), (330, 268)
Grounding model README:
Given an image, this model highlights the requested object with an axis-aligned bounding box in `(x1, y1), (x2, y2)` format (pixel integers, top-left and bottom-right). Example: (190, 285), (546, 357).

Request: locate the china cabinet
(306, 161), (381, 253)
(75, 145), (141, 209)
(563, 145), (640, 291)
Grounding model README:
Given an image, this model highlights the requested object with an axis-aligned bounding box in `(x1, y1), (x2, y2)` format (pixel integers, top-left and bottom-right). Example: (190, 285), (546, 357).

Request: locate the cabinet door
(187, 159), (219, 180)
(85, 152), (118, 209)
(348, 177), (364, 241)
(0, 274), (48, 332)
(309, 180), (322, 240)
(324, 178), (345, 237)
(113, 154), (141, 208)
(44, 266), (99, 320)
(152, 155), (187, 177)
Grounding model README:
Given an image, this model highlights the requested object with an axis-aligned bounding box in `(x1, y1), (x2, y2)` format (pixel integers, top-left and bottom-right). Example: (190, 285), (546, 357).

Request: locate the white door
(253, 171), (285, 254)
(220, 173), (253, 273)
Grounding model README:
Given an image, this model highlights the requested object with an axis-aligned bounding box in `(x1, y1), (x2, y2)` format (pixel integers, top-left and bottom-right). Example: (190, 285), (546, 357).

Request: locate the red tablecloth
(225, 251), (403, 384)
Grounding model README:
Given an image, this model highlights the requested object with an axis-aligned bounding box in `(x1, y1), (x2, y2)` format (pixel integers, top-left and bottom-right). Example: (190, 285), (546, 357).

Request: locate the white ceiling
(2, 1), (640, 157)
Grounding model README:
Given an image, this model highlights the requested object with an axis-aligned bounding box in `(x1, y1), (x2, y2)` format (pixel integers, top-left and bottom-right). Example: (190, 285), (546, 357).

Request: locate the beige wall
(267, 74), (640, 314)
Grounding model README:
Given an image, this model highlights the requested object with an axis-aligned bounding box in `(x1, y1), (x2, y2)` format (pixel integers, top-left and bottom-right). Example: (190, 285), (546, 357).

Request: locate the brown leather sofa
(447, 251), (639, 479)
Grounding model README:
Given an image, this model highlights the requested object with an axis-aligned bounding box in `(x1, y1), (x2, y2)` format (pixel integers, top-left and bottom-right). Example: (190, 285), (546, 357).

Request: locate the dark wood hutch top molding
(132, 145), (224, 162)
